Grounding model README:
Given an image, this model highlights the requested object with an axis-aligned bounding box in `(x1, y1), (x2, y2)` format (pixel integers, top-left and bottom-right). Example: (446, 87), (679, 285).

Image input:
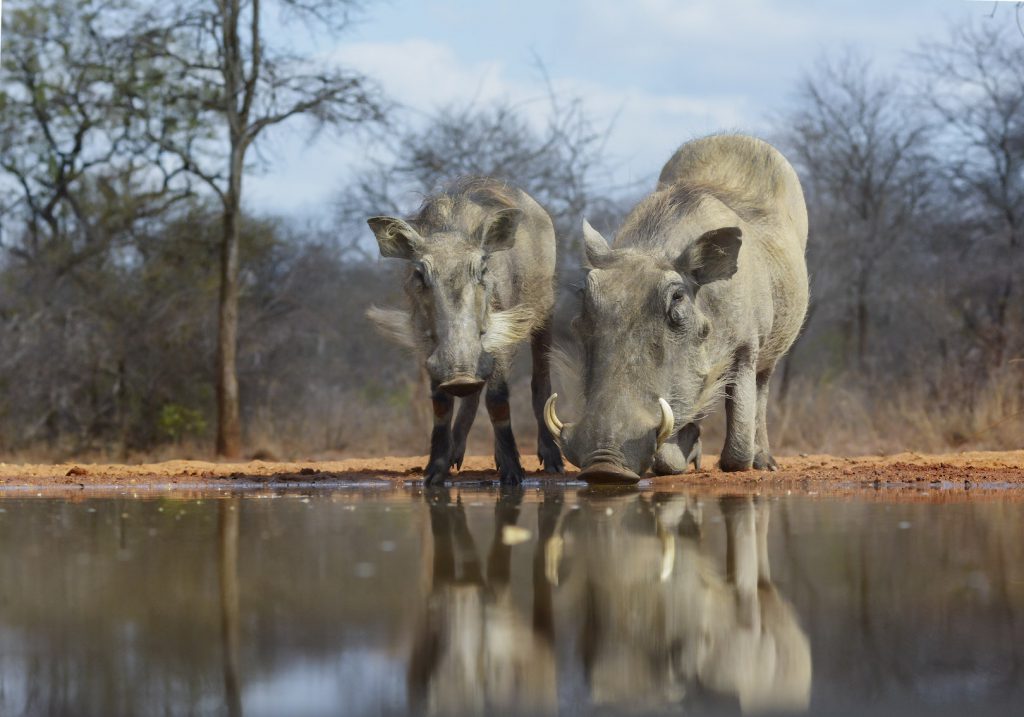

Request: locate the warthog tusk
(544, 393), (564, 438)
(657, 398), (674, 448)
(545, 535), (564, 586)
(658, 524), (675, 582)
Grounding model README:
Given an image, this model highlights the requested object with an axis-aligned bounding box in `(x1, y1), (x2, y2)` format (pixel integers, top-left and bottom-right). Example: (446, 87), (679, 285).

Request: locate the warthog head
(366, 210), (535, 396)
(545, 220), (740, 482)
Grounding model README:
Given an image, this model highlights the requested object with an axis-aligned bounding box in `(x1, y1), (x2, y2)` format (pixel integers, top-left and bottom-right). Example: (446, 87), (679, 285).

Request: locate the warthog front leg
(679, 422), (702, 471)
(652, 422), (702, 475)
(487, 486), (525, 586)
(531, 323), (564, 474)
(486, 367), (526, 486)
(533, 488), (563, 638)
(449, 390), (481, 471)
(424, 383), (455, 486)
(720, 495), (761, 630)
(720, 348), (757, 472)
(752, 367), (778, 471)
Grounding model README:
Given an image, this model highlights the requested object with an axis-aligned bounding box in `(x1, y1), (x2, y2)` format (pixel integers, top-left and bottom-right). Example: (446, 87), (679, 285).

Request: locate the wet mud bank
(0, 450), (1022, 497)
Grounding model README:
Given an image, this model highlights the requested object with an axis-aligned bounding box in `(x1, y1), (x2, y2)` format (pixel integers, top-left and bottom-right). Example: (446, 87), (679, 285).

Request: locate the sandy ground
(0, 450), (1021, 491)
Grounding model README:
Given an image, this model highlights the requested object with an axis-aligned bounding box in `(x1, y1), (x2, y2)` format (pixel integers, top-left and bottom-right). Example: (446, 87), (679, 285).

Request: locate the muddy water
(0, 487), (1022, 716)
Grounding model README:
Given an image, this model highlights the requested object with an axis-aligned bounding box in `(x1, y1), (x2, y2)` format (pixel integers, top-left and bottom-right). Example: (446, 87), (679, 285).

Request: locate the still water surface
(0, 486), (1022, 716)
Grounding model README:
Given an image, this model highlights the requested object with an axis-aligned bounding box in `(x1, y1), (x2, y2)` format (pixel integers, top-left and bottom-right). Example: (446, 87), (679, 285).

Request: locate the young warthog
(545, 135), (808, 482)
(367, 178), (563, 485)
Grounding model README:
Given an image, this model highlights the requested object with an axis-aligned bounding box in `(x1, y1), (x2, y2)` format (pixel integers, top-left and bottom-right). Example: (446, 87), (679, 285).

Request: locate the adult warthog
(545, 135), (808, 482)
(367, 178), (563, 485)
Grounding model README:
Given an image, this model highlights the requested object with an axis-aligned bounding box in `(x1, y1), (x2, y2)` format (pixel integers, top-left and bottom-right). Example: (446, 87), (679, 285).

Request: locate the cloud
(246, 37), (751, 214)
(330, 39), (511, 110)
(244, 0), (990, 216)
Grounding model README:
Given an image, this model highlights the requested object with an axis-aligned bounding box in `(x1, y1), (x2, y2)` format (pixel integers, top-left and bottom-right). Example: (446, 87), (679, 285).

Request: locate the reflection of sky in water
(245, 649), (406, 717)
(0, 490), (1022, 716)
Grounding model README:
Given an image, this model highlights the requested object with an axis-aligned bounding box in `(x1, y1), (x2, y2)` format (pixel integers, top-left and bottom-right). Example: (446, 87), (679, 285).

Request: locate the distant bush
(158, 404), (207, 445)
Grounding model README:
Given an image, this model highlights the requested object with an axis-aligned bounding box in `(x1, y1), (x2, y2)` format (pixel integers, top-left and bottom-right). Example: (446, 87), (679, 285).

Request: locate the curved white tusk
(656, 397), (675, 448)
(543, 393), (564, 438)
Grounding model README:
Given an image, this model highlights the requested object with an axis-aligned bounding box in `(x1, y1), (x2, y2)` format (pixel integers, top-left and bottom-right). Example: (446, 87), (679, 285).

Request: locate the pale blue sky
(246, 0), (1020, 217)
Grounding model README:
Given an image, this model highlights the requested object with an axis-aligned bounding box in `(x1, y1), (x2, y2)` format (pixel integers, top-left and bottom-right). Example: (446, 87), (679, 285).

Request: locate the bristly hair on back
(618, 182), (772, 249)
(620, 135), (789, 246)
(409, 177), (521, 234)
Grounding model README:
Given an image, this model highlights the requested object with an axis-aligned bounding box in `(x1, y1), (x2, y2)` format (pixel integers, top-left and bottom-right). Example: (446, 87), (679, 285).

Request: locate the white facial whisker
(482, 304), (535, 352)
(366, 306), (423, 351)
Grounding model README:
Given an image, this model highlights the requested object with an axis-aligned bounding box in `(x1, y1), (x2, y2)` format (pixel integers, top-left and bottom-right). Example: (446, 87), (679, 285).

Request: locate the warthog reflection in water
(408, 487), (561, 715)
(547, 492), (811, 713)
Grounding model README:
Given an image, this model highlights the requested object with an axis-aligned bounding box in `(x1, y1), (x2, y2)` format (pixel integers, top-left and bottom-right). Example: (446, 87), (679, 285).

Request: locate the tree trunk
(855, 271), (869, 371)
(856, 297), (868, 370)
(216, 157), (243, 457)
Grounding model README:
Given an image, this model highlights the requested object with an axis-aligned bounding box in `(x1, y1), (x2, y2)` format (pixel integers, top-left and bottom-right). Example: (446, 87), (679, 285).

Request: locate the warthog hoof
(423, 460), (451, 486)
(496, 458), (525, 486)
(449, 441), (467, 471)
(753, 451), (779, 471)
(538, 442), (565, 474)
(718, 454), (753, 472)
(652, 442), (687, 475)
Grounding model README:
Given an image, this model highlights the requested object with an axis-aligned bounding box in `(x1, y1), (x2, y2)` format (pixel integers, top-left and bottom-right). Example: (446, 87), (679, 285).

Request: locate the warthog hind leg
(652, 422), (702, 475)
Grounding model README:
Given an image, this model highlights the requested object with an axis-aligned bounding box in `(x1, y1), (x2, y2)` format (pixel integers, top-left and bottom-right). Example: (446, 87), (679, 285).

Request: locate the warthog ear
(582, 219), (613, 268)
(367, 216), (422, 260)
(676, 227), (742, 286)
(481, 208), (522, 253)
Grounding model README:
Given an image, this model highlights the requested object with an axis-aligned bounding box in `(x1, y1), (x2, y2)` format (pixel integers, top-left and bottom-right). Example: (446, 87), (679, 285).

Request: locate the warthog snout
(544, 393), (674, 483)
(438, 376), (485, 397)
(577, 461), (642, 484)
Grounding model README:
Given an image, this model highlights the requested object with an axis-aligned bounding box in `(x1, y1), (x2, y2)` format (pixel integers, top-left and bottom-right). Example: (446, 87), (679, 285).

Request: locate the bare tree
(916, 22), (1024, 367)
(0, 0), (187, 267)
(127, 0), (386, 456)
(782, 52), (933, 370)
(337, 94), (617, 266)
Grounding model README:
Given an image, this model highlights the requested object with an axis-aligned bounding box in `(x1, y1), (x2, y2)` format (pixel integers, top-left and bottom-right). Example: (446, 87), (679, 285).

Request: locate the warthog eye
(410, 267), (427, 288)
(667, 284), (688, 326)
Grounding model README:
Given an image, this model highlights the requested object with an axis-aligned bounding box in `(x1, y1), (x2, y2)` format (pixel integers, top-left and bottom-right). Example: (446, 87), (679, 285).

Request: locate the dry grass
(769, 365), (1024, 455)
(2, 366), (1019, 464)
